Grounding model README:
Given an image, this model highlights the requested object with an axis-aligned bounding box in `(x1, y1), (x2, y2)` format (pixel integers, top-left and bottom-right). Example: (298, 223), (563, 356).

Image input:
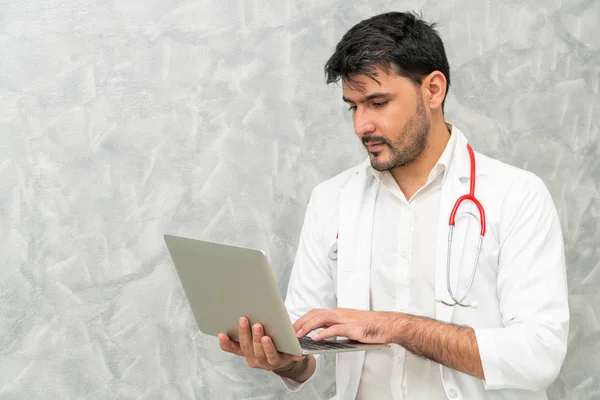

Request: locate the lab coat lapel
(336, 163), (378, 400)
(337, 164), (378, 309)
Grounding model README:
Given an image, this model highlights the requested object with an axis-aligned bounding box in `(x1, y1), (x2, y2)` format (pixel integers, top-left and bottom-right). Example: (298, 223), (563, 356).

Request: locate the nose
(353, 107), (375, 138)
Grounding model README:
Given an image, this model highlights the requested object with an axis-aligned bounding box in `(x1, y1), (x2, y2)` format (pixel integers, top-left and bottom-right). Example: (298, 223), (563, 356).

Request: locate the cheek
(352, 118), (360, 136)
(384, 111), (407, 138)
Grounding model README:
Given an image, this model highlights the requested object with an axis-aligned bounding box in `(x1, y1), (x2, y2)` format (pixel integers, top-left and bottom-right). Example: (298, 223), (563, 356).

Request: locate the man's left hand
(293, 308), (397, 344)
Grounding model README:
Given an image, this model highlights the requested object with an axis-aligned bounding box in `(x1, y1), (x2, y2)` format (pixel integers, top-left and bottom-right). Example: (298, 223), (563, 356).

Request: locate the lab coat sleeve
(279, 186), (337, 392)
(474, 174), (569, 392)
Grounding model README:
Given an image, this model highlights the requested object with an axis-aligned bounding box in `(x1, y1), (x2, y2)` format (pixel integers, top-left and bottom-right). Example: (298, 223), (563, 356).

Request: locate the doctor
(218, 11), (569, 400)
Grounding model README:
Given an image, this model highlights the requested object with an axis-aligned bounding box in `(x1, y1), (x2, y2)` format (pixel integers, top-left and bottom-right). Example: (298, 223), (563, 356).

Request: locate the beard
(362, 97), (430, 171)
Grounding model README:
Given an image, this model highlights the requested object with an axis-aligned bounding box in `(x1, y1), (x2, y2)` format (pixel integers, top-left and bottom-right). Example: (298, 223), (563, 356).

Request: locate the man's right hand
(218, 317), (315, 382)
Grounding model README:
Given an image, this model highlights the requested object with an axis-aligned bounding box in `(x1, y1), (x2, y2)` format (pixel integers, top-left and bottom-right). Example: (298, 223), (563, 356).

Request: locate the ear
(421, 71), (447, 111)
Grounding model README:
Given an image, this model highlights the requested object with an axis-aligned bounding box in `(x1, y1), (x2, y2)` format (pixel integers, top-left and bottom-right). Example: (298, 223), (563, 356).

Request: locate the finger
(292, 309), (323, 333)
(296, 311), (337, 338)
(238, 317), (254, 357)
(218, 333), (243, 356)
(293, 309), (331, 336)
(261, 336), (281, 366)
(312, 325), (345, 341)
(262, 336), (305, 366)
(252, 324), (268, 364)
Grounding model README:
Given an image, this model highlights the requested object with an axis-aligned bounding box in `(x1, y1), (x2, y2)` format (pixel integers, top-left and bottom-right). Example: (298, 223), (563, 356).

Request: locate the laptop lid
(163, 234), (304, 355)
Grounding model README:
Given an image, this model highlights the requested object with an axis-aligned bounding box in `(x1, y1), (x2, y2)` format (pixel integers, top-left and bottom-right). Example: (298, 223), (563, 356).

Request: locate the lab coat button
(448, 388), (459, 398)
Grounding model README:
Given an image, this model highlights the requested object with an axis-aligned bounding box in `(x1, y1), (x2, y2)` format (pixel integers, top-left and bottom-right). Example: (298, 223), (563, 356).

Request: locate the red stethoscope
(435, 143), (486, 308)
(328, 144), (486, 308)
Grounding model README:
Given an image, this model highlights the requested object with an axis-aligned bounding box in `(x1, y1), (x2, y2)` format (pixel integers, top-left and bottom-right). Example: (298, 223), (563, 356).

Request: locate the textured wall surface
(0, 0), (598, 399)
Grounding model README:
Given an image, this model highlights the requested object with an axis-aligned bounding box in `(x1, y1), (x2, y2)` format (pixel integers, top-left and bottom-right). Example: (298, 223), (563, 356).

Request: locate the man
(219, 11), (569, 400)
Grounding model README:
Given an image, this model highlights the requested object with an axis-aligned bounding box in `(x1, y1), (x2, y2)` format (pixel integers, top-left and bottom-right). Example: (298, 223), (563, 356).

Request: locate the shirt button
(448, 388), (459, 398)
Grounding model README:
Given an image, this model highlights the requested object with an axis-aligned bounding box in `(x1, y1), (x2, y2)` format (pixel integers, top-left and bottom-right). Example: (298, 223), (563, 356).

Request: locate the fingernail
(239, 317), (246, 327)
(296, 329), (303, 337)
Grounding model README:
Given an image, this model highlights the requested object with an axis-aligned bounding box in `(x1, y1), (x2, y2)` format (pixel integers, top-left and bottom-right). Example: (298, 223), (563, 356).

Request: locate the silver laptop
(163, 234), (389, 356)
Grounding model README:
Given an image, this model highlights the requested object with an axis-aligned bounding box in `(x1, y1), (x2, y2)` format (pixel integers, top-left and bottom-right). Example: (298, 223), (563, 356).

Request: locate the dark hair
(324, 11), (450, 108)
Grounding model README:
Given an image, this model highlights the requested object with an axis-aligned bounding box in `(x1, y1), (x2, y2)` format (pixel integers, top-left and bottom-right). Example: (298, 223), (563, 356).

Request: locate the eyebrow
(342, 92), (392, 104)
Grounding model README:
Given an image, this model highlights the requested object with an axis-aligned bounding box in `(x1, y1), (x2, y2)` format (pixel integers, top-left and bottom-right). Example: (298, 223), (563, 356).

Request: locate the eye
(372, 101), (388, 108)
(347, 105), (357, 112)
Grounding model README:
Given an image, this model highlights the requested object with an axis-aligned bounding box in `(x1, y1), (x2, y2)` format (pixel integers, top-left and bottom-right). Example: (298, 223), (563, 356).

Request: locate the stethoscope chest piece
(328, 242), (338, 261)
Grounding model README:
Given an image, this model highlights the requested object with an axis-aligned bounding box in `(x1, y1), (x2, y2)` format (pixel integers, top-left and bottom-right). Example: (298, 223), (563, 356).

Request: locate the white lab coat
(282, 126), (569, 400)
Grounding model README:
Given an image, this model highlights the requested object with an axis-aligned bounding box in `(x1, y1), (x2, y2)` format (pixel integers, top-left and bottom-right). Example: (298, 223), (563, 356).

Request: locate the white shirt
(356, 129), (457, 399)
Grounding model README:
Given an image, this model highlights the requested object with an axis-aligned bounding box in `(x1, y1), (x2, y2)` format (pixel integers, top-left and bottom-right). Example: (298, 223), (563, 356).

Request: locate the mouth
(366, 142), (386, 153)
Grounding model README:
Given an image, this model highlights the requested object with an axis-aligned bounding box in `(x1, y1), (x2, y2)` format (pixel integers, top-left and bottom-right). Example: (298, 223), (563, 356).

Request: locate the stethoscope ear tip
(433, 297), (441, 303)
(471, 301), (479, 309)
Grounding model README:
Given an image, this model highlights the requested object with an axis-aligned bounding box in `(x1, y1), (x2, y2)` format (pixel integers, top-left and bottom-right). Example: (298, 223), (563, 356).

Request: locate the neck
(389, 118), (451, 199)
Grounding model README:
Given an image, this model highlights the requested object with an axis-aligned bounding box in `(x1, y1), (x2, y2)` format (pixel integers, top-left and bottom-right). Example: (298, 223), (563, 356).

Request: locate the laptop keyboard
(298, 336), (355, 350)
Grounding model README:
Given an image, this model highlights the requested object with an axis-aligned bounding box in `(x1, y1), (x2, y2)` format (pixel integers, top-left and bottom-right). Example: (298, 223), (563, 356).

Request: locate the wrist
(273, 356), (314, 382)
(273, 358), (305, 374)
(383, 311), (407, 344)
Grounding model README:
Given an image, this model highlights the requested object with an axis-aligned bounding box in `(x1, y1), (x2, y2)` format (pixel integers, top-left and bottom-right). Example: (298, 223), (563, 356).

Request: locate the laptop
(163, 234), (389, 356)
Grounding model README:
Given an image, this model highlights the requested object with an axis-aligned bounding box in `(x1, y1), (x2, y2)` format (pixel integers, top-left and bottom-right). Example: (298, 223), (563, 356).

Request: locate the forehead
(341, 69), (415, 99)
